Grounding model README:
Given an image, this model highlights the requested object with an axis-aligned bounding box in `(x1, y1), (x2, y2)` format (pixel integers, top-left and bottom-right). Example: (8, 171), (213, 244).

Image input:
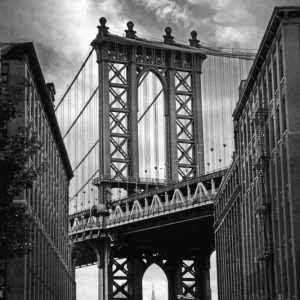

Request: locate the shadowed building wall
(214, 6), (300, 300)
(0, 43), (75, 300)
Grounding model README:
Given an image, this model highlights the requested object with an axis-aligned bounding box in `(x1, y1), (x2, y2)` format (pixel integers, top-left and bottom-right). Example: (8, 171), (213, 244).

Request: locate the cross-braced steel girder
(109, 62), (130, 181)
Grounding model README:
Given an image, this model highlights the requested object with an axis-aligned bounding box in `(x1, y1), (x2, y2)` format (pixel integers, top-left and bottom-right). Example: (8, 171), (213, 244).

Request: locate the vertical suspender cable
(154, 75), (159, 179)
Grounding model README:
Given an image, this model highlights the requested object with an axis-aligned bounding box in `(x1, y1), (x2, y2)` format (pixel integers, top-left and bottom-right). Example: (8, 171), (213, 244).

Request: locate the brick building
(214, 6), (300, 300)
(0, 43), (75, 299)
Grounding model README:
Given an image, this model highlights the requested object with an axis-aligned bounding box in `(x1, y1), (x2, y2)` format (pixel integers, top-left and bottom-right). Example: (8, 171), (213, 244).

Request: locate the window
(1, 63), (9, 93)
(30, 88), (34, 120)
(26, 71), (31, 109)
(35, 93), (38, 128)
(282, 96), (287, 132)
(258, 88), (263, 108)
(273, 56), (278, 91)
(276, 106), (281, 142)
(268, 66), (273, 100)
(244, 122), (247, 147)
(38, 104), (42, 137)
(263, 76), (267, 103)
(240, 129), (244, 153)
(251, 121), (255, 140)
(279, 46), (284, 80)
(270, 116), (275, 150)
(266, 125), (270, 153)
(277, 152), (282, 194)
(247, 114), (251, 143)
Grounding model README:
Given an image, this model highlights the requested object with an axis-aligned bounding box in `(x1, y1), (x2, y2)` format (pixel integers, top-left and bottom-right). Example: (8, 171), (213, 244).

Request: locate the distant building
(214, 6), (300, 300)
(0, 43), (75, 299)
(151, 284), (156, 300)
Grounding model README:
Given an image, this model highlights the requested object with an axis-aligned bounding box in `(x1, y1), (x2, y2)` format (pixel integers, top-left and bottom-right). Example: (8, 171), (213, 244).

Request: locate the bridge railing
(69, 190), (217, 233)
(70, 167), (227, 215)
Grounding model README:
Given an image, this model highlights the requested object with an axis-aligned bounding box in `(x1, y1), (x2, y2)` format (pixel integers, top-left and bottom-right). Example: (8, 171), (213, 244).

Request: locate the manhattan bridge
(56, 18), (255, 300)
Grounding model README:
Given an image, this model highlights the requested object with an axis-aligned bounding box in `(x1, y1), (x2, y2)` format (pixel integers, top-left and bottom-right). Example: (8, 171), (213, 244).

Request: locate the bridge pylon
(70, 17), (223, 300)
(92, 17), (206, 206)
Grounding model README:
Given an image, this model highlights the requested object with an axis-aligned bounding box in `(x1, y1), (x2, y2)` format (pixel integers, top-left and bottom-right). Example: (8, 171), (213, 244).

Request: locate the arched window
(138, 71), (166, 180)
(142, 263), (168, 300)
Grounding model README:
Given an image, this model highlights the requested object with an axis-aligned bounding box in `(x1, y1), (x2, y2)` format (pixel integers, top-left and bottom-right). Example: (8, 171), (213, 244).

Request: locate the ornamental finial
(97, 17), (109, 39)
(163, 27), (174, 44)
(125, 21), (136, 39)
(189, 30), (200, 47)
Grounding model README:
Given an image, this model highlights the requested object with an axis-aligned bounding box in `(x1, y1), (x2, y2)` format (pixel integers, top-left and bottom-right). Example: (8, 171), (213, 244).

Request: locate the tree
(0, 75), (46, 260)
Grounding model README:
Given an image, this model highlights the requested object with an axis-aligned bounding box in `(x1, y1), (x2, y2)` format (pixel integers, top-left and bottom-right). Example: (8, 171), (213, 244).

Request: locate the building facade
(215, 6), (300, 300)
(0, 43), (75, 300)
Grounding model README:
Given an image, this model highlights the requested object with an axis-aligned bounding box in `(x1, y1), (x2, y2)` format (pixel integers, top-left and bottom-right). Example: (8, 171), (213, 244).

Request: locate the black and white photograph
(1, 1), (300, 299)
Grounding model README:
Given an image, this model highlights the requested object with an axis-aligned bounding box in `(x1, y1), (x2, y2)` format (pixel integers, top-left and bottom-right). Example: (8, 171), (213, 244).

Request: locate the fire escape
(252, 98), (273, 299)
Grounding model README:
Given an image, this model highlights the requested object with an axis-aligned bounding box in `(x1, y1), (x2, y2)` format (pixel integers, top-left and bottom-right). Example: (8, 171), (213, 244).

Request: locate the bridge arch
(142, 263), (168, 300)
(137, 66), (167, 91)
(138, 69), (166, 180)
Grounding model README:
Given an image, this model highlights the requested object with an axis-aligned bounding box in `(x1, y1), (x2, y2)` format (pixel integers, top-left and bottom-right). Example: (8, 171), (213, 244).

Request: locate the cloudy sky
(1, 0), (299, 100)
(1, 0), (299, 299)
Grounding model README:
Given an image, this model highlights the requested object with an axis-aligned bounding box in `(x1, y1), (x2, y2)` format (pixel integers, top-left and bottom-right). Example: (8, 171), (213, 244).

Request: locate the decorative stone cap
(163, 27), (175, 44)
(189, 31), (200, 47)
(125, 21), (137, 39)
(97, 17), (109, 39)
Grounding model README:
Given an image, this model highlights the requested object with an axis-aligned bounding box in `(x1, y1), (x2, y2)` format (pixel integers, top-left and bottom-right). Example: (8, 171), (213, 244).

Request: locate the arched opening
(138, 70), (166, 180)
(210, 251), (218, 300)
(143, 263), (168, 300)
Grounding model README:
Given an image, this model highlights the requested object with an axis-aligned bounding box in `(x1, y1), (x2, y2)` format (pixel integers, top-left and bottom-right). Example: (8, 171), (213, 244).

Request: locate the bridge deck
(69, 169), (227, 243)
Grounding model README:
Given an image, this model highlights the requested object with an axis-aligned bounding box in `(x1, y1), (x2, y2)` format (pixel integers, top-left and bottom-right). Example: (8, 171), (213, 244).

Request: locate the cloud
(2, 0), (299, 99)
(133, 0), (189, 25)
(0, 0), (126, 98)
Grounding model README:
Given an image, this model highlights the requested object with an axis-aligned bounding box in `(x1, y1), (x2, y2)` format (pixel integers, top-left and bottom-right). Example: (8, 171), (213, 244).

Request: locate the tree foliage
(0, 76), (46, 259)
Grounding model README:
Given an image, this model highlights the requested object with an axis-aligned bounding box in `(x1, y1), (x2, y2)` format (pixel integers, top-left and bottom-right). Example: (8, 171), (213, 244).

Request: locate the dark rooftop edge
(233, 6), (300, 120)
(1, 42), (74, 180)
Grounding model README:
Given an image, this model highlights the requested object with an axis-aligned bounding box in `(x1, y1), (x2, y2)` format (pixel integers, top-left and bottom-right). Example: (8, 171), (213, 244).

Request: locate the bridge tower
(93, 18), (206, 204)
(90, 18), (207, 300)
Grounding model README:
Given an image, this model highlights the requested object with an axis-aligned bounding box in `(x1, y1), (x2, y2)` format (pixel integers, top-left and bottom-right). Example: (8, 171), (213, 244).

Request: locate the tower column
(96, 239), (112, 300)
(127, 256), (144, 300)
(192, 54), (205, 175)
(195, 253), (212, 300)
(128, 46), (139, 179)
(96, 42), (111, 204)
(166, 63), (178, 182)
(167, 256), (182, 300)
